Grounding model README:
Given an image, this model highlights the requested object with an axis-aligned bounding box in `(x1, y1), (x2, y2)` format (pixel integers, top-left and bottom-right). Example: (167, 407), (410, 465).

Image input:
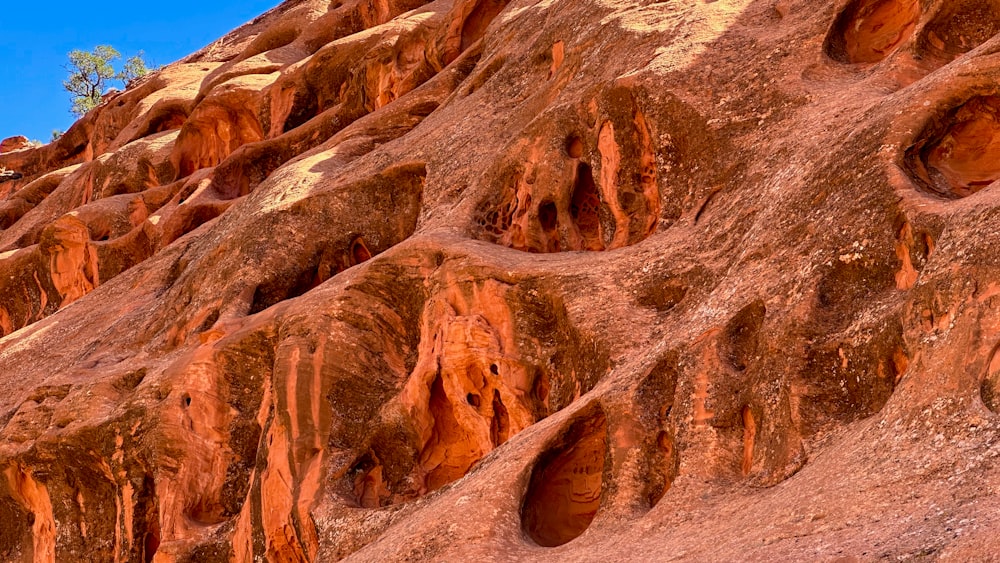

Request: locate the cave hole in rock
(353, 276), (609, 507)
(917, 0), (1000, 61)
(351, 236), (373, 264)
(521, 407), (607, 547)
(566, 135), (584, 159)
(824, 0), (920, 64)
(537, 200), (558, 250)
(646, 428), (676, 507)
(54, 136), (89, 163)
(0, 205), (27, 231)
(570, 162), (605, 251)
(538, 200), (557, 232)
(209, 135), (309, 201)
(419, 371), (480, 492)
(460, 0), (509, 52)
(351, 452), (387, 509)
(197, 309), (221, 333)
(173, 108), (265, 179)
(175, 181), (199, 206)
(906, 95), (1000, 198)
(634, 355), (678, 506)
(143, 531), (160, 563)
(250, 165), (423, 313)
(491, 390), (510, 446)
(721, 300), (766, 372)
(116, 368), (147, 391)
(249, 272), (315, 314)
(981, 342), (1000, 413)
(282, 93), (320, 134)
(136, 107), (190, 140)
(408, 349), (546, 498)
(636, 355), (679, 426)
(139, 474), (161, 563)
(797, 316), (906, 435)
(635, 280), (688, 312)
(187, 504), (227, 526)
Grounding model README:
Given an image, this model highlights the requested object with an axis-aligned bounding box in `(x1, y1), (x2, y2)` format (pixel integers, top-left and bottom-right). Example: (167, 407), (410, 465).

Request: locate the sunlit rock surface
(2, 0), (1000, 560)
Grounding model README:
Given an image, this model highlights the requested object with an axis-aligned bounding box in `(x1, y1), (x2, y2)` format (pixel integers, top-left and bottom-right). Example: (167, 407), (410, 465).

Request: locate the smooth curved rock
(2, 0), (1000, 561)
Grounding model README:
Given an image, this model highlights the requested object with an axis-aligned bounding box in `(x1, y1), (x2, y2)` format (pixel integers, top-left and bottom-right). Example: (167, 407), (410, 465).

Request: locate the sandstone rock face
(2, 0), (1000, 560)
(0, 136), (30, 154)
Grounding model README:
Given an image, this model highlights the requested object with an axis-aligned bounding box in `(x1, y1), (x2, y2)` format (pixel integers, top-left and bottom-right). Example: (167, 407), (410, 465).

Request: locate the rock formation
(1, 0), (1000, 560)
(0, 137), (31, 155)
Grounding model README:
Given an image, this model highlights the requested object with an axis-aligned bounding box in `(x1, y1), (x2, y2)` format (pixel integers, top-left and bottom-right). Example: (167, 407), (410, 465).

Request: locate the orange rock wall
(2, 0), (1000, 561)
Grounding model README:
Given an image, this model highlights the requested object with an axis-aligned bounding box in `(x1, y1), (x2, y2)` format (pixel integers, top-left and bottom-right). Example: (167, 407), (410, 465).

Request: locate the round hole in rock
(825, 0), (920, 64)
(645, 428), (675, 508)
(143, 529), (160, 563)
(566, 135), (584, 158)
(981, 343), (1000, 413)
(350, 236), (373, 265)
(721, 300), (766, 372)
(491, 390), (510, 446)
(569, 163), (605, 251)
(490, 363), (499, 375)
(521, 408), (607, 547)
(118, 368), (147, 390)
(182, 394), (192, 408)
(466, 393), (482, 408)
(141, 496), (161, 563)
(460, 0), (508, 52)
(908, 95), (1000, 198)
(538, 201), (558, 232)
(918, 0), (1000, 61)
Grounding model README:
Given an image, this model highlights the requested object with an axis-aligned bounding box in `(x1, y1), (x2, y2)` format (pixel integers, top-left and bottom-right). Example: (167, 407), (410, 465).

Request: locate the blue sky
(0, 0), (279, 142)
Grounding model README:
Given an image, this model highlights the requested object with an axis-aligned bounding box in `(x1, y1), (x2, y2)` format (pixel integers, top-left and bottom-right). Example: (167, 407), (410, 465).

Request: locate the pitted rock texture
(2, 0), (1000, 561)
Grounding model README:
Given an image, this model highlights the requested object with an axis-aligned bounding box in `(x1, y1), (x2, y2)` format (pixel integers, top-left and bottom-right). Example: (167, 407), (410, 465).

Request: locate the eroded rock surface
(2, 0), (1000, 561)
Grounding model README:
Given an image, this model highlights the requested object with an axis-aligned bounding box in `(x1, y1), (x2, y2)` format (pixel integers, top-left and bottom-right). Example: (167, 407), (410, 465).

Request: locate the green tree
(63, 46), (150, 117)
(64, 45), (120, 117)
(120, 52), (150, 86)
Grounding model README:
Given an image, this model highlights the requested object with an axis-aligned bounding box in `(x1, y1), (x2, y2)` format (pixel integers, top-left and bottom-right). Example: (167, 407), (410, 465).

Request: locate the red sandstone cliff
(2, 0), (1000, 560)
